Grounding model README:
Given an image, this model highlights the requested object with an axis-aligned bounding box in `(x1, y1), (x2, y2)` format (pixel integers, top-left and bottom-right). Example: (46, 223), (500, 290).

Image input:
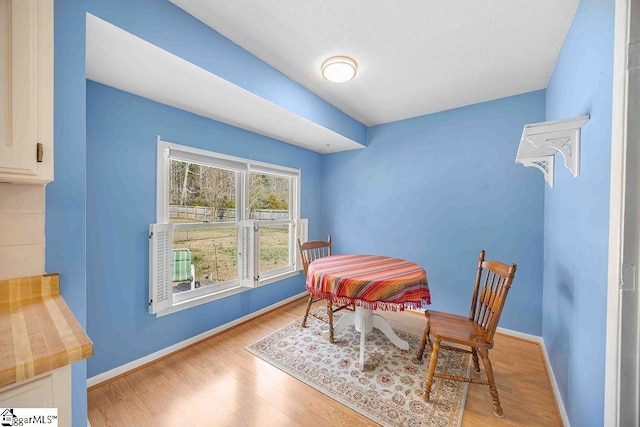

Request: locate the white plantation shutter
(240, 221), (258, 287)
(149, 223), (173, 314)
(296, 219), (308, 271)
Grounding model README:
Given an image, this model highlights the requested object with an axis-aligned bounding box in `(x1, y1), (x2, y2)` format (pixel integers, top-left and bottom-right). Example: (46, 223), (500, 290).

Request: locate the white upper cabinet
(0, 0), (53, 184)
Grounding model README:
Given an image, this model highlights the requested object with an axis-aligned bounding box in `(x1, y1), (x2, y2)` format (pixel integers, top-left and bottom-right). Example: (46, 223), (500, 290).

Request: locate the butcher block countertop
(0, 273), (93, 388)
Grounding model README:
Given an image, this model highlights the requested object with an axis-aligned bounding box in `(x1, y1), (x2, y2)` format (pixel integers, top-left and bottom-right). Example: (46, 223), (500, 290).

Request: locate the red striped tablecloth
(305, 254), (430, 311)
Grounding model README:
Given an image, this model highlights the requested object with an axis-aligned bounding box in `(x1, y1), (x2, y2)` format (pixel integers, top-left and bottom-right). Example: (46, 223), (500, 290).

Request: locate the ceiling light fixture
(321, 56), (357, 83)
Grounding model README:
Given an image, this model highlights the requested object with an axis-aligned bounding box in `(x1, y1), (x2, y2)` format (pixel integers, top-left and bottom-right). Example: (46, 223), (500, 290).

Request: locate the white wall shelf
(515, 115), (590, 187)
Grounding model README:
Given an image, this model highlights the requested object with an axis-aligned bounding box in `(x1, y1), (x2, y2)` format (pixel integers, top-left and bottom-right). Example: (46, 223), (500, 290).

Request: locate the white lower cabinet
(0, 365), (71, 427)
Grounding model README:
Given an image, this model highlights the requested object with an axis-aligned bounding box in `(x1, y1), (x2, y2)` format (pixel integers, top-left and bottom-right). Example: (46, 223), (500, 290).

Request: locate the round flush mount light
(321, 56), (357, 83)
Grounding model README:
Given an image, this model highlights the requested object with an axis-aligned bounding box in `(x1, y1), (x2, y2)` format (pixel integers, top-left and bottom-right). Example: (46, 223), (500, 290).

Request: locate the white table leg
(372, 314), (409, 350)
(354, 307), (374, 370)
(321, 311), (355, 341)
(359, 323), (366, 368)
(321, 306), (409, 370)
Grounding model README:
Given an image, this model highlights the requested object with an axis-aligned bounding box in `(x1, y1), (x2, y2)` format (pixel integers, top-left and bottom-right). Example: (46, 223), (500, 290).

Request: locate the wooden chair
(416, 250), (517, 418)
(298, 235), (352, 343)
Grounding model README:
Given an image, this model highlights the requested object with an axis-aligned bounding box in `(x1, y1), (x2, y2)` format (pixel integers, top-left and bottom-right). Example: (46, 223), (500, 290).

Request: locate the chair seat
(426, 310), (494, 349)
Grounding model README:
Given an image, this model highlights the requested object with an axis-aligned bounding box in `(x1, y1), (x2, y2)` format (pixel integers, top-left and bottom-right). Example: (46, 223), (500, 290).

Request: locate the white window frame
(149, 138), (304, 316)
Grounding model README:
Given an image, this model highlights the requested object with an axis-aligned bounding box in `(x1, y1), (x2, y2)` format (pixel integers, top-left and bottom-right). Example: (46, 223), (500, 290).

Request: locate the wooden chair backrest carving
(297, 235), (332, 274)
(468, 250), (517, 344)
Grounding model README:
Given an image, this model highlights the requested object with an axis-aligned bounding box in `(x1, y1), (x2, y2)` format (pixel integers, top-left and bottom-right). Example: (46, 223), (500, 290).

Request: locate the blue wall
(86, 81), (322, 377)
(322, 91), (546, 335)
(49, 0), (362, 424)
(46, 2), (88, 425)
(543, 0), (614, 425)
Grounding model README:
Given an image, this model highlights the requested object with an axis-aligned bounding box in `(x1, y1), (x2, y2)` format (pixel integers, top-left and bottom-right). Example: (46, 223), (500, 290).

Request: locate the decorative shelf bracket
(517, 155), (555, 187)
(515, 115), (589, 187)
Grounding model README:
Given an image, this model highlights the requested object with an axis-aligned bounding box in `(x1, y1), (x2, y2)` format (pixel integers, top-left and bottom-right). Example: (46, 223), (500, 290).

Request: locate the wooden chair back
(468, 250), (517, 344)
(297, 235), (332, 274)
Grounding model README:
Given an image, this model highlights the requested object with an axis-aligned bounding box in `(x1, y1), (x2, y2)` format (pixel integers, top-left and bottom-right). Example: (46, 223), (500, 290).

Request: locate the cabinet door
(0, 365), (71, 427)
(0, 0), (53, 184)
(0, 373), (54, 407)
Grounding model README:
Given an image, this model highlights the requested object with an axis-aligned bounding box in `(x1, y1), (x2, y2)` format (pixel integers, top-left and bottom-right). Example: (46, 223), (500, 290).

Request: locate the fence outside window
(169, 206), (289, 222)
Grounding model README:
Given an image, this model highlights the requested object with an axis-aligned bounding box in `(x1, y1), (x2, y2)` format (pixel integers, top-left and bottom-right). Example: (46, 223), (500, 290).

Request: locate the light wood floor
(88, 298), (562, 426)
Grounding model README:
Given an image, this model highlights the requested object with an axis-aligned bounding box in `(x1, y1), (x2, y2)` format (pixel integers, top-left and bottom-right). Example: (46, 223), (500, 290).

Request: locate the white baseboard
(496, 325), (543, 343)
(539, 339), (571, 427)
(497, 327), (570, 427)
(87, 291), (307, 388)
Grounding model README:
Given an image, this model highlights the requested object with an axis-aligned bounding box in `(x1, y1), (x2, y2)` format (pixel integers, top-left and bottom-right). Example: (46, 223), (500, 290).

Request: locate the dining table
(305, 254), (430, 370)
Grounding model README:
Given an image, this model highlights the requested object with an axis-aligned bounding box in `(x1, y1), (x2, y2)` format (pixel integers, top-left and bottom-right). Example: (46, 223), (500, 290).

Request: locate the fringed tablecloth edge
(306, 289), (431, 311)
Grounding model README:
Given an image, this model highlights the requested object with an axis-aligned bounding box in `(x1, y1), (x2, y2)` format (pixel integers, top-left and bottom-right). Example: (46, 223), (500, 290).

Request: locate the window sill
(155, 270), (303, 317)
(259, 269), (301, 286)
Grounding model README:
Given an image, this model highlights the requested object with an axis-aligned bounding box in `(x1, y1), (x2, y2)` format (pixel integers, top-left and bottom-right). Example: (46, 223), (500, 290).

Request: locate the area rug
(246, 309), (470, 426)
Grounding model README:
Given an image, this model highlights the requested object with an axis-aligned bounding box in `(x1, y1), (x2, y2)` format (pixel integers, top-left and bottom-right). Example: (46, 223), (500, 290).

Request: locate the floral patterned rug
(246, 309), (470, 426)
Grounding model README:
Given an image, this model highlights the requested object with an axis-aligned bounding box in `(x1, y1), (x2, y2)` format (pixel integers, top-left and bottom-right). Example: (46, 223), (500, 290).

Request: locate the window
(149, 139), (304, 316)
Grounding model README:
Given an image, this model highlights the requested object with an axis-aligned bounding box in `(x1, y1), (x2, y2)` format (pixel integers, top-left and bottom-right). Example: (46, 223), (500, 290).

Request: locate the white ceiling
(171, 0), (580, 126)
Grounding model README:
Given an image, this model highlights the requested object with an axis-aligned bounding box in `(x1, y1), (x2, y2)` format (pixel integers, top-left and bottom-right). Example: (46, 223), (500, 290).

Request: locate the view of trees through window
(248, 172), (290, 217)
(168, 160), (292, 293)
(169, 160), (236, 222)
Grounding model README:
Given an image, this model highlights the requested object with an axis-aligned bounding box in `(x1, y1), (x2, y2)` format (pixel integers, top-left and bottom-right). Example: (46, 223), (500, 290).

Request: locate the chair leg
(479, 348), (503, 418)
(327, 299), (335, 343)
(417, 321), (431, 361)
(471, 347), (481, 374)
(423, 338), (440, 401)
(301, 294), (314, 328)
